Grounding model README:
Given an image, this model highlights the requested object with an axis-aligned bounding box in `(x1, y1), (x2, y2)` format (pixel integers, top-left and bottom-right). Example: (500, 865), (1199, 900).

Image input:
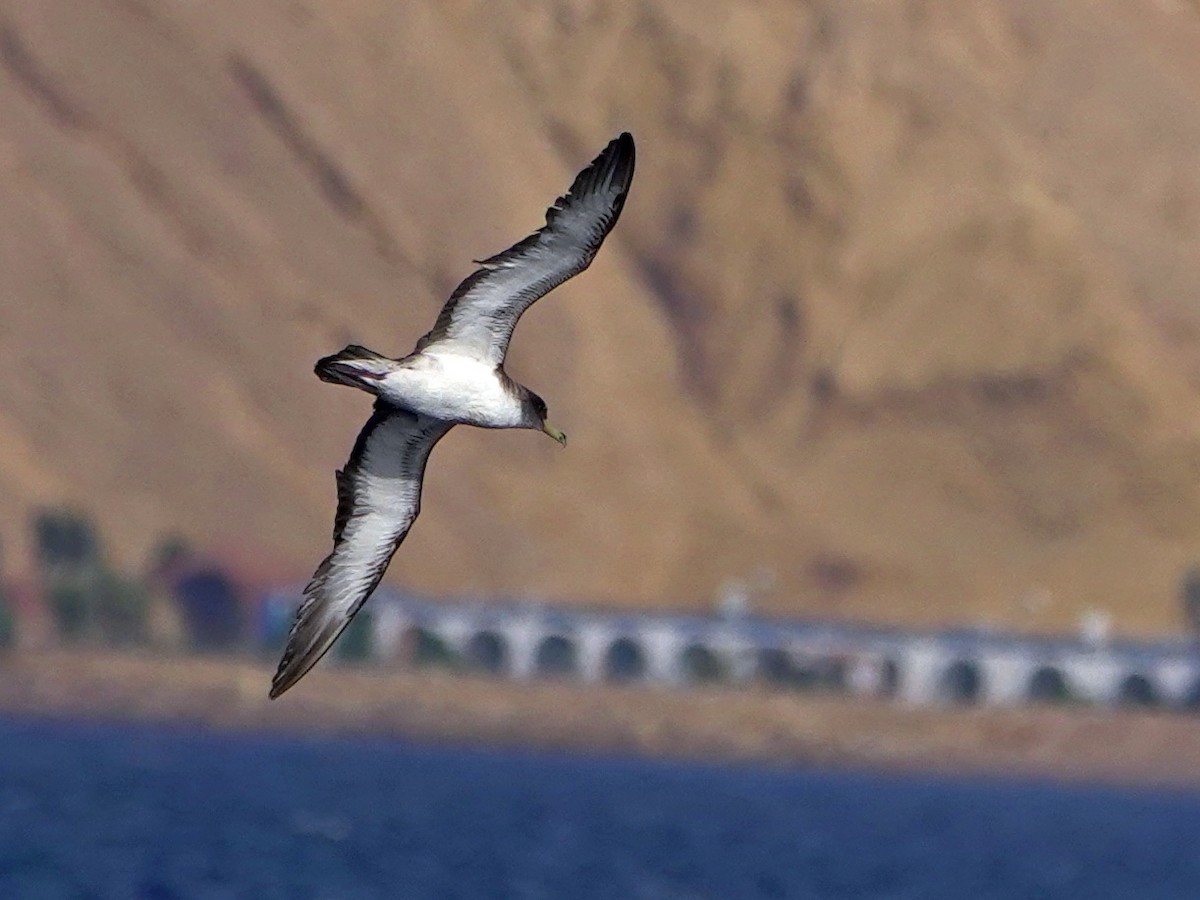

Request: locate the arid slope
(3, 0), (1200, 633)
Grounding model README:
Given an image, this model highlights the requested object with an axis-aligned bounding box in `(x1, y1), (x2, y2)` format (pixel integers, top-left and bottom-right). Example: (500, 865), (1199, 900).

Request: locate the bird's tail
(315, 345), (396, 391)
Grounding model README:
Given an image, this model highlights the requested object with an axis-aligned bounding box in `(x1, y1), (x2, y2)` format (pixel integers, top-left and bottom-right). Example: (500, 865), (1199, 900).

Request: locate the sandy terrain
(5, 648), (1200, 787)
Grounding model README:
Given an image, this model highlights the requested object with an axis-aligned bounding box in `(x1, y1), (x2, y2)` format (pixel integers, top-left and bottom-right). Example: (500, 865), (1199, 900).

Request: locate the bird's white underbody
(376, 352), (527, 429)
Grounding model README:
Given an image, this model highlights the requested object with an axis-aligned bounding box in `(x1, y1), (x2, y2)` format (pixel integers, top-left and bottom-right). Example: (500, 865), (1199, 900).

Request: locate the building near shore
(257, 586), (1200, 714)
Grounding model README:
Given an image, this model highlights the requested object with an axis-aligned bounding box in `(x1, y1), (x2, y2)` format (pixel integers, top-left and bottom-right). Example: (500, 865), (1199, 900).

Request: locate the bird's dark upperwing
(270, 404), (452, 698)
(414, 132), (635, 366)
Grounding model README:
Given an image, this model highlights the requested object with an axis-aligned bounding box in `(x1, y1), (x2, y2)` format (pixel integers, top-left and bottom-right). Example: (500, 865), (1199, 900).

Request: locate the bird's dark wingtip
(268, 630), (326, 699)
(269, 648), (325, 700)
(585, 132), (634, 203)
(269, 658), (300, 699)
(609, 132), (635, 167)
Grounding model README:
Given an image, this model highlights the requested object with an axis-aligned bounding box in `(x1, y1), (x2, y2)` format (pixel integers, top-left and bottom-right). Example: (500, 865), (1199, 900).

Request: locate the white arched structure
(341, 593), (1200, 713)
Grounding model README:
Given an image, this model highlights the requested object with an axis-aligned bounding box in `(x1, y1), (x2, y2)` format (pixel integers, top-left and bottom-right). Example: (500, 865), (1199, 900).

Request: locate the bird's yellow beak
(542, 422), (567, 447)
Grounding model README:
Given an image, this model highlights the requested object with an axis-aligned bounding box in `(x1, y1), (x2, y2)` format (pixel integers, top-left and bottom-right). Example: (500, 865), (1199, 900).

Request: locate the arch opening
(878, 658), (901, 698)
(1183, 677), (1200, 711)
(815, 656), (849, 693)
(465, 630), (508, 675)
(1117, 673), (1160, 708)
(940, 660), (983, 704)
(757, 648), (845, 691)
(604, 637), (647, 682)
(406, 626), (457, 669)
(681, 643), (725, 683)
(758, 647), (794, 686)
(535, 635), (578, 678)
(1027, 666), (1071, 704)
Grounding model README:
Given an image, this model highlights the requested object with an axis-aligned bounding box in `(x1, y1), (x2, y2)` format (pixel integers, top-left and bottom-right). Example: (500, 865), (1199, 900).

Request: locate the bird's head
(525, 391), (567, 447)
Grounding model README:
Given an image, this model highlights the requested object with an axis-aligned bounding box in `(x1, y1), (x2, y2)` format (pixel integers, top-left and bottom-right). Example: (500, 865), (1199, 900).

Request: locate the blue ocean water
(1, 716), (1198, 899)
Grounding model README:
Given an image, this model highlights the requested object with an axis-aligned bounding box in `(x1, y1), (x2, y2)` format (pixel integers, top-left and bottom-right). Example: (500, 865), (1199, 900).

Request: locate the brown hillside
(2, 0), (1200, 634)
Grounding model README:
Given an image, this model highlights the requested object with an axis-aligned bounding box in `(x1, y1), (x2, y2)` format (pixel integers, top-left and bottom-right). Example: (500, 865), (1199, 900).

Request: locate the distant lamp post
(715, 567), (776, 620)
(716, 579), (750, 620)
(1079, 608), (1112, 650)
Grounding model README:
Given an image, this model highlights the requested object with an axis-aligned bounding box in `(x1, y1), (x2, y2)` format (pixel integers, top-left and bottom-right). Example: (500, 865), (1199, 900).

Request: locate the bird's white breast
(377, 352), (523, 427)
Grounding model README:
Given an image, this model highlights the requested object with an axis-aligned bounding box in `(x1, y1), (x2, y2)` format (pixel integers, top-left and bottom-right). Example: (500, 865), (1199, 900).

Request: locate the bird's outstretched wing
(270, 403), (452, 698)
(414, 132), (635, 366)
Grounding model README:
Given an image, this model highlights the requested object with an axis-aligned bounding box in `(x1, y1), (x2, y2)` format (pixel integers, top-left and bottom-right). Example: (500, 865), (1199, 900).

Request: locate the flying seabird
(270, 132), (636, 698)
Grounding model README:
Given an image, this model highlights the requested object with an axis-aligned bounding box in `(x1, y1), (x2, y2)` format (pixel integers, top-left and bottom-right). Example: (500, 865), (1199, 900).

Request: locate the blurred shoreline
(4, 648), (1200, 787)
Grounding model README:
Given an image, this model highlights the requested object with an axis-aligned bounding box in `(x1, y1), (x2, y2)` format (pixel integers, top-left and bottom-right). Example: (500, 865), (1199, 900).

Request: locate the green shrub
(46, 567), (149, 646)
(334, 612), (373, 663)
(94, 570), (149, 647)
(34, 509), (100, 573)
(48, 578), (92, 642)
(411, 627), (457, 669)
(681, 644), (725, 683)
(0, 591), (15, 649)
